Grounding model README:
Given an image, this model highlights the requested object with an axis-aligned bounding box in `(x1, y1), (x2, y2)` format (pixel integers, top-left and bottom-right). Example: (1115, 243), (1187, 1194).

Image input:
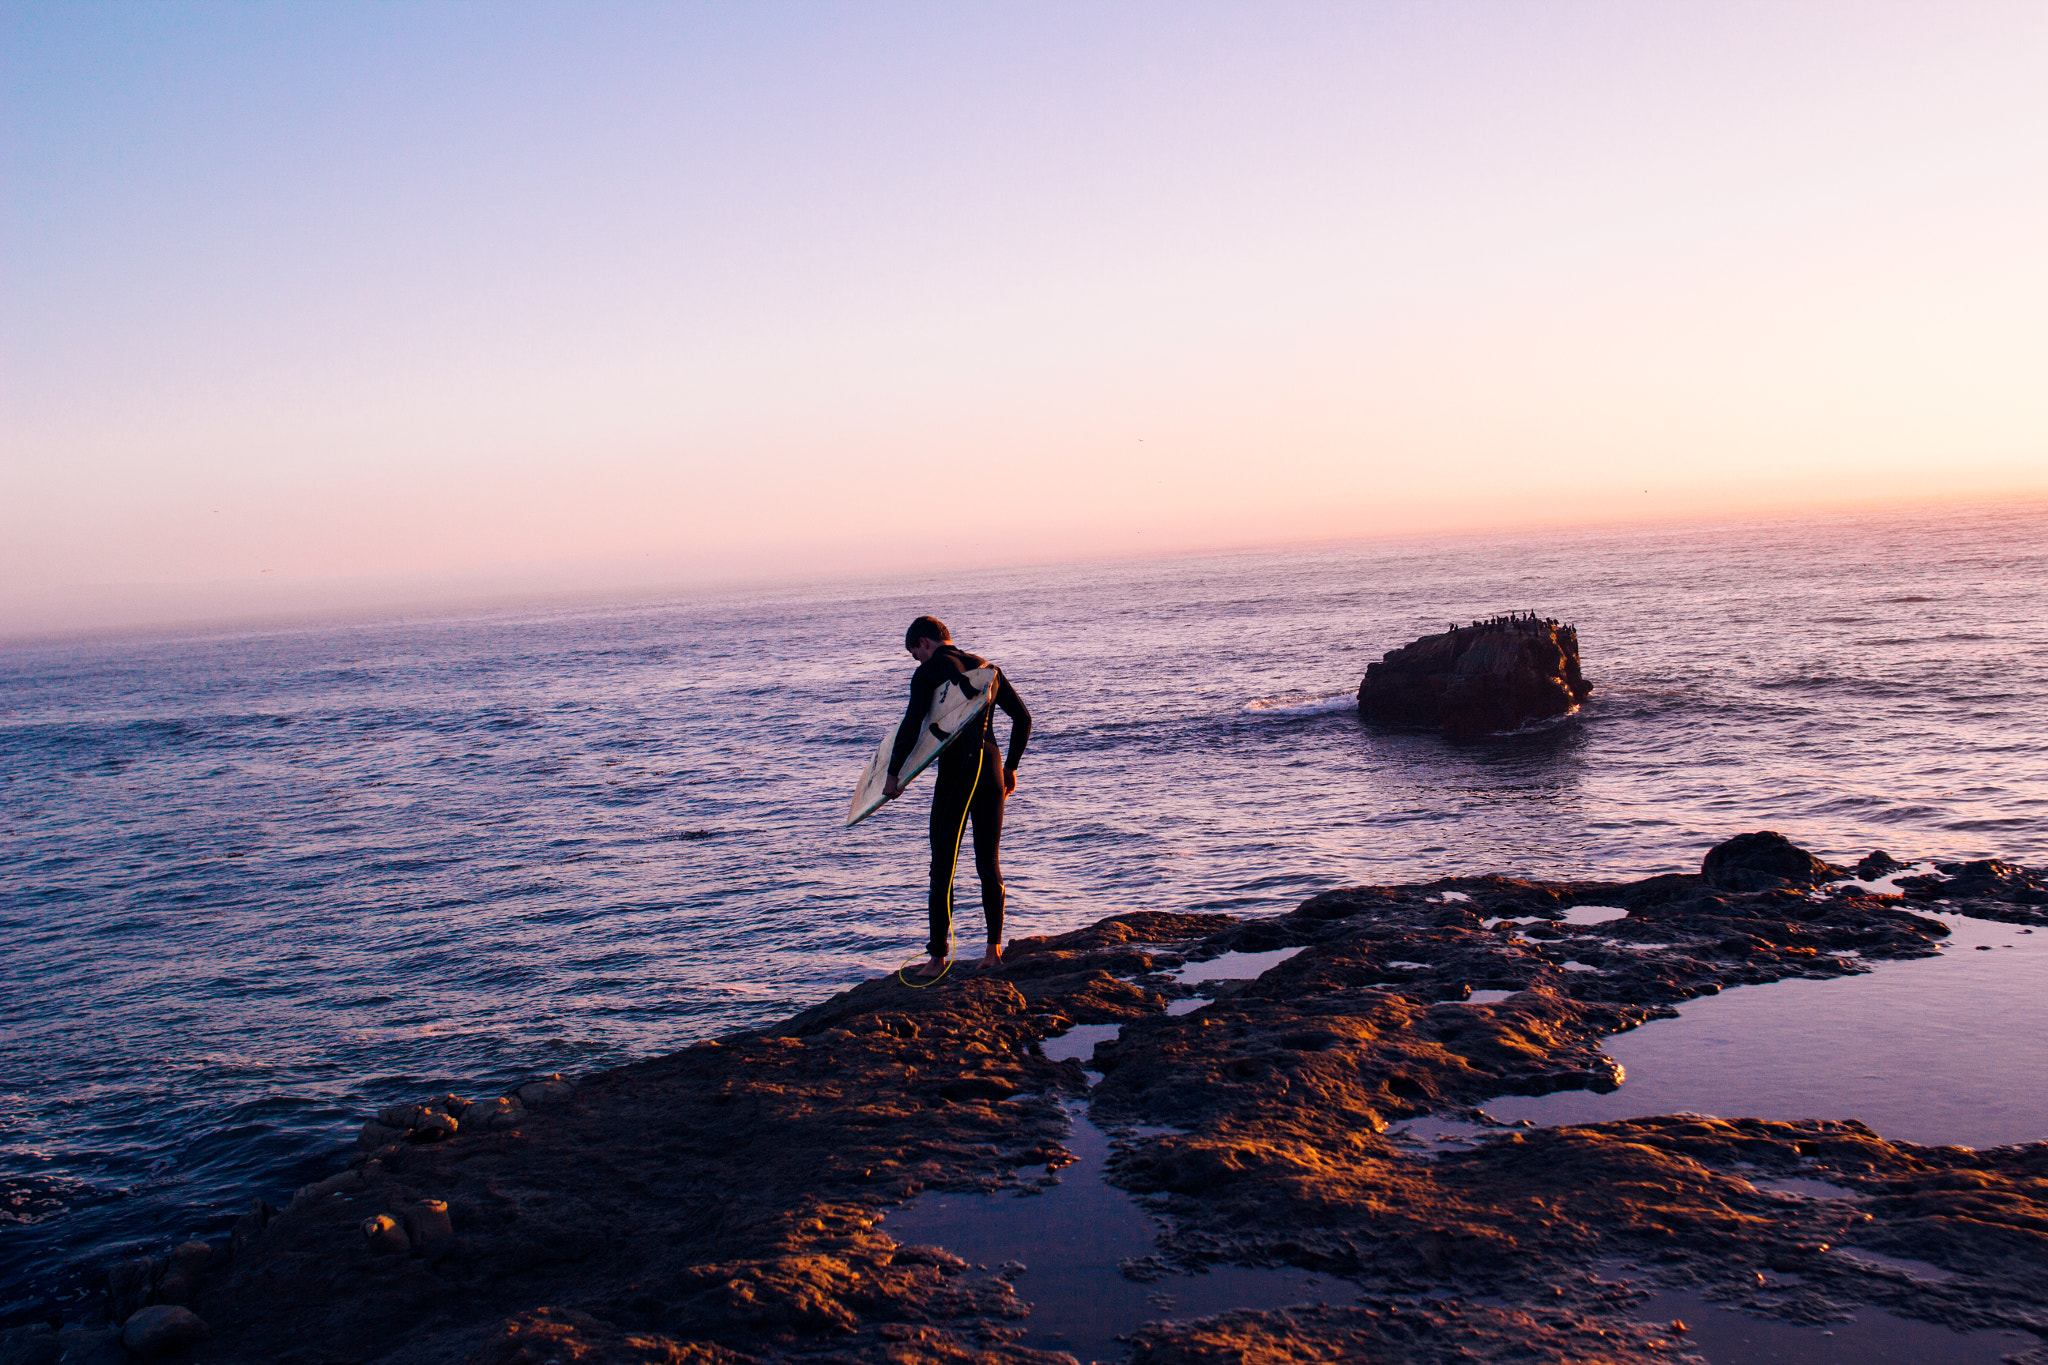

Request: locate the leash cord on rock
(897, 745), (983, 988)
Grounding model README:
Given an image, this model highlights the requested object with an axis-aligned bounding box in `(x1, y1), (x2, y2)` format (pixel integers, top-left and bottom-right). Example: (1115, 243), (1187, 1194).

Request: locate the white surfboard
(846, 665), (999, 828)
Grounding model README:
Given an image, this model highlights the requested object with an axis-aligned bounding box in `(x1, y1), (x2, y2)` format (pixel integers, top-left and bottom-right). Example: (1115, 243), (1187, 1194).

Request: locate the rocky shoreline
(10, 835), (2048, 1365)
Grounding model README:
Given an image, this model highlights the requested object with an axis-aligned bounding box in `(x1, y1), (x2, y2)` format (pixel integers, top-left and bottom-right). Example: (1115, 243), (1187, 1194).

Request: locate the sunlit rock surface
(118, 836), (2048, 1364)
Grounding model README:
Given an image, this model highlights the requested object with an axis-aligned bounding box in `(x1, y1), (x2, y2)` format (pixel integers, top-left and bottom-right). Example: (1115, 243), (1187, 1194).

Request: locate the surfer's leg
(968, 739), (1006, 952)
(926, 751), (980, 960)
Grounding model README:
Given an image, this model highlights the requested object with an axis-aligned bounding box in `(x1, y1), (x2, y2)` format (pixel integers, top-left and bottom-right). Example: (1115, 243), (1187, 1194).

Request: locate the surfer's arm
(994, 673), (1031, 785)
(886, 663), (942, 782)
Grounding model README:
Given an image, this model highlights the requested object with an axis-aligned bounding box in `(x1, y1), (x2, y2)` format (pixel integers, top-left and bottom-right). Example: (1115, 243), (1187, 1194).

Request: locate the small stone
(1671, 1319), (1688, 1332)
(120, 1305), (210, 1359)
(361, 1214), (410, 1255)
(516, 1075), (575, 1108)
(410, 1109), (458, 1141)
(153, 1268), (197, 1306)
(474, 1096), (525, 1131)
(403, 1199), (455, 1253)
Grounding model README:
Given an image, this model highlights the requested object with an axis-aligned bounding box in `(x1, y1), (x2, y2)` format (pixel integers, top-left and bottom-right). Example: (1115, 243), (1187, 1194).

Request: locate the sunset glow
(5, 2), (2044, 634)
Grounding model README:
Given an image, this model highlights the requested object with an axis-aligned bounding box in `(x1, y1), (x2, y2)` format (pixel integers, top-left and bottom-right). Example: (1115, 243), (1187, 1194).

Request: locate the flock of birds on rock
(1448, 611), (1565, 634)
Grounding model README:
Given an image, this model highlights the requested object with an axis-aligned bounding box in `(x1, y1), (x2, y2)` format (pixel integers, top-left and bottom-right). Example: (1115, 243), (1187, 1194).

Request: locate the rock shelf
(25, 836), (2048, 1365)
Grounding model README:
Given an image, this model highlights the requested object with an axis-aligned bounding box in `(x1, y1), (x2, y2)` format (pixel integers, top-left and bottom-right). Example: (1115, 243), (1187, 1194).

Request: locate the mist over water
(3, 502), (2045, 1316)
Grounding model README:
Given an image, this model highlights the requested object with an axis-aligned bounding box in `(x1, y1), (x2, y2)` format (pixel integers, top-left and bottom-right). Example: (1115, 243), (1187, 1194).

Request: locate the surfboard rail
(846, 665), (998, 828)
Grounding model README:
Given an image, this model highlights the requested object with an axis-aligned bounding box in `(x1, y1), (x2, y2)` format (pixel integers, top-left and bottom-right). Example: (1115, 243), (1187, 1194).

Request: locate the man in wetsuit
(881, 615), (1031, 978)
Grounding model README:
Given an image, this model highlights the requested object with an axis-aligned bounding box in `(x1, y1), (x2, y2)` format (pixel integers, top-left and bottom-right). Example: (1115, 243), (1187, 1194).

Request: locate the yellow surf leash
(897, 745), (984, 988)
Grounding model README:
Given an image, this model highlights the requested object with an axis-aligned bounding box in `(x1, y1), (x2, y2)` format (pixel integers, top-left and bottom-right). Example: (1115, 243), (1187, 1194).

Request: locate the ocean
(3, 500), (2045, 1320)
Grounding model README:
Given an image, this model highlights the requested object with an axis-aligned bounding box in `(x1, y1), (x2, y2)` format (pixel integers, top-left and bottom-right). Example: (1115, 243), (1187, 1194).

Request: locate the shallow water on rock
(1170, 945), (1304, 985)
(1480, 913), (2048, 1148)
(883, 1104), (1335, 1363)
(1630, 1288), (2028, 1364)
(1042, 1024), (1124, 1067)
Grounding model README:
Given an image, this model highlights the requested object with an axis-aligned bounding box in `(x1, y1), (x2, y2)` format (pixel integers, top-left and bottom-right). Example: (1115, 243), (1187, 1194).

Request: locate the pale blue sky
(5, 2), (2045, 633)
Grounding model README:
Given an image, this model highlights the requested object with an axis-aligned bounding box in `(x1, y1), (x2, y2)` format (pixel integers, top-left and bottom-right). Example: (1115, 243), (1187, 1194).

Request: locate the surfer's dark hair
(905, 616), (951, 648)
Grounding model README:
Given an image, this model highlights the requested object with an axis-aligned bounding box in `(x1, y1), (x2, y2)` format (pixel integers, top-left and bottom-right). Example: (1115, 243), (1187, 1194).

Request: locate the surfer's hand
(883, 775), (903, 800)
(1002, 767), (1017, 797)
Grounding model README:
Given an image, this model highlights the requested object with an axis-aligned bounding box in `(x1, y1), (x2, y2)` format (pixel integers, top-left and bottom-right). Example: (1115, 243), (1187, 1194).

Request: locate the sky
(4, 2), (2045, 635)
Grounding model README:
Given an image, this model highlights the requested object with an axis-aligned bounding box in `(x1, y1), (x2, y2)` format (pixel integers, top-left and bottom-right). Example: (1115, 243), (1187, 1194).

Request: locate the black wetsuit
(887, 645), (1032, 959)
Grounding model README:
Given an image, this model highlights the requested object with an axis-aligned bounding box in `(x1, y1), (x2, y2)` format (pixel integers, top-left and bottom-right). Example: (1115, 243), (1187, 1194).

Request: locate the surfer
(882, 616), (1031, 979)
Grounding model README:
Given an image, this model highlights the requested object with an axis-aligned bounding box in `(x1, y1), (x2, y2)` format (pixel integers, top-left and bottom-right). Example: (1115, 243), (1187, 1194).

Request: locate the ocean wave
(1241, 693), (1356, 717)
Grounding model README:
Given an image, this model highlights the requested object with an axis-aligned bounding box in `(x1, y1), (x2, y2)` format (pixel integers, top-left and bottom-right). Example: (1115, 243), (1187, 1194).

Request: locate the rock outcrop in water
(1701, 830), (1846, 891)
(1357, 613), (1591, 737)
(43, 834), (2048, 1364)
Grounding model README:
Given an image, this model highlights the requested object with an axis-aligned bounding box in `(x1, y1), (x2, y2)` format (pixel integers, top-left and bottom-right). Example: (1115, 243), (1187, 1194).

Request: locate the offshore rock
(1358, 614), (1591, 737)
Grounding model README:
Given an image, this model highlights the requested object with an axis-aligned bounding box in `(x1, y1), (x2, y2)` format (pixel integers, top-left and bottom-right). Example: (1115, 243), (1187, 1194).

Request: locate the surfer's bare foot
(912, 955), (946, 979)
(977, 945), (1003, 972)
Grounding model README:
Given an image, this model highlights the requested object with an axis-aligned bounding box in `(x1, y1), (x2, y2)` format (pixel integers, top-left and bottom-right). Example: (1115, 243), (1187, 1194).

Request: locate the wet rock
(1935, 857), (2048, 906)
(465, 1307), (762, 1364)
(103, 1257), (157, 1324)
(0, 1324), (56, 1365)
(372, 1101), (461, 1143)
(360, 1214), (409, 1255)
(227, 1197), (273, 1258)
(165, 840), (2044, 1364)
(402, 1199), (455, 1255)
(152, 1242), (211, 1305)
(1892, 857), (2048, 923)
(411, 1109), (458, 1141)
(469, 1095), (526, 1131)
(119, 1306), (209, 1359)
(1358, 615), (1591, 737)
(517, 1074), (576, 1108)
(1855, 849), (1905, 880)
(1126, 1300), (1688, 1365)
(64, 1329), (128, 1365)
(355, 1120), (404, 1150)
(419, 1092), (472, 1120)
(1702, 831), (1844, 890)
(0, 1325), (127, 1365)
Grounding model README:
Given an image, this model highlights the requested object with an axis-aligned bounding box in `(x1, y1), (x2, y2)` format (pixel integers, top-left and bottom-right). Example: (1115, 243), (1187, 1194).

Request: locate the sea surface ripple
(3, 502), (2045, 1318)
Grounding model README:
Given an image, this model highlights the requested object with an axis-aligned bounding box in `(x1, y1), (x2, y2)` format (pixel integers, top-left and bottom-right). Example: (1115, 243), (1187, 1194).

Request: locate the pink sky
(4, 2), (2044, 635)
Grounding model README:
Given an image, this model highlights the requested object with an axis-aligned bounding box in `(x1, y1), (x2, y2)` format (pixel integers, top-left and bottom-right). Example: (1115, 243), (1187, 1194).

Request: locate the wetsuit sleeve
(887, 663), (940, 779)
(995, 672), (1032, 772)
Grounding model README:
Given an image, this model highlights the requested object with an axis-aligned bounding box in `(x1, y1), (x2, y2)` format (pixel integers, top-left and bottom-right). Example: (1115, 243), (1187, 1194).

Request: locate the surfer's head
(905, 616), (950, 653)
